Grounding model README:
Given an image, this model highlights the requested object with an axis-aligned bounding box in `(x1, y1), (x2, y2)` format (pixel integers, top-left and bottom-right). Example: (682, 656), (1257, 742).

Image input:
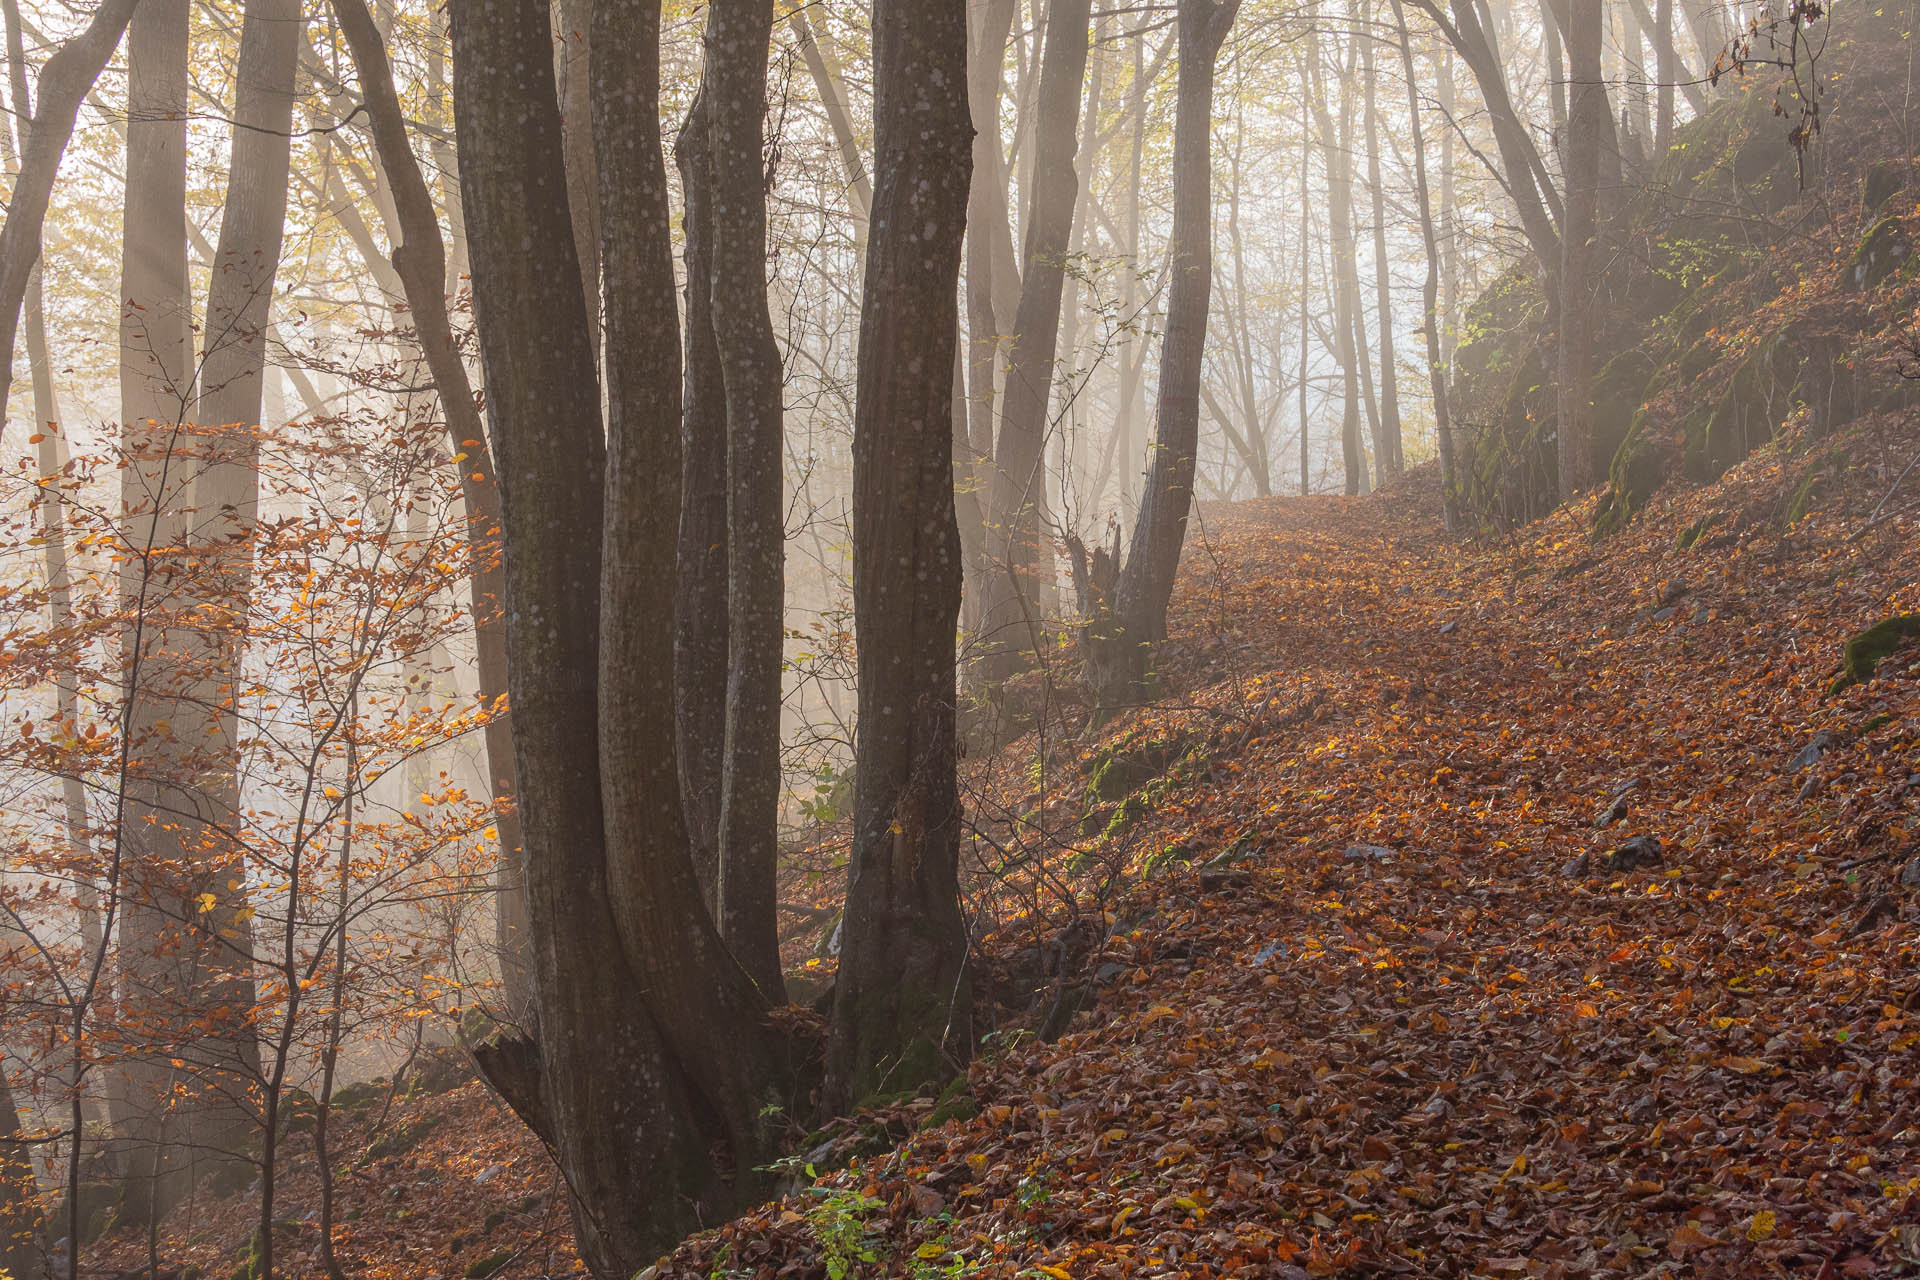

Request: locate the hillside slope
(663, 422), (1920, 1279)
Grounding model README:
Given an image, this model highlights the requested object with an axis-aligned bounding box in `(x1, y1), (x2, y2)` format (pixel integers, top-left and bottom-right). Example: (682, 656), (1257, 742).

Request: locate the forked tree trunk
(827, 0), (973, 1109)
(973, 0), (1092, 694)
(449, 0), (764, 1274)
(1080, 0), (1239, 715)
(705, 0), (787, 999)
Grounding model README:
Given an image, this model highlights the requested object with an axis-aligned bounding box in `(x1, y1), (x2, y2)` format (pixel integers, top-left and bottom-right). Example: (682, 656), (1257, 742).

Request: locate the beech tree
(447, 0), (973, 1270)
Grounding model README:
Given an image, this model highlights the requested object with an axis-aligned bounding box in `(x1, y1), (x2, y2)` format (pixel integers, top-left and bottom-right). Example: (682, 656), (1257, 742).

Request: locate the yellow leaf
(915, 1244), (945, 1260)
(195, 892), (216, 914)
(483, 826), (500, 841)
(1036, 1268), (1072, 1280)
(1102, 1128), (1127, 1142)
(1746, 1209), (1776, 1242)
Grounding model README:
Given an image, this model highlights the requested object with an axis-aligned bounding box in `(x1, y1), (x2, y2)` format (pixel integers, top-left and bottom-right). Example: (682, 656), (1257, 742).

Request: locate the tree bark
(703, 0), (787, 999)
(673, 86), (728, 907)
(448, 3), (748, 1272)
(1362, 10), (1404, 479)
(1082, 0), (1239, 715)
(974, 0), (1092, 692)
(1307, 29), (1368, 496)
(1394, 0), (1461, 526)
(329, 0), (531, 1022)
(827, 0), (973, 1110)
(1558, 0), (1603, 499)
(0, 0), (136, 435)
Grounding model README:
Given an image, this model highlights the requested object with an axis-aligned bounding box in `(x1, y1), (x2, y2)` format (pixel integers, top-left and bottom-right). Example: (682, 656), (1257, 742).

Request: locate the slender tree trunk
(1394, 0), (1460, 526)
(975, 0), (1093, 692)
(1081, 0), (1240, 715)
(329, 0), (531, 1022)
(1308, 30), (1368, 496)
(1653, 0), (1676, 151)
(961, 0), (1020, 631)
(827, 0), (973, 1108)
(0, 0), (135, 436)
(673, 87), (728, 906)
(1559, 0), (1603, 499)
(703, 0), (787, 1000)
(1362, 12), (1404, 479)
(556, 0), (599, 359)
(1297, 123), (1313, 496)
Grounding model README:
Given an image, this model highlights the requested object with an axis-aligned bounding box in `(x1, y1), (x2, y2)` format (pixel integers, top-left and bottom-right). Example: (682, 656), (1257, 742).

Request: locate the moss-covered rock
(1829, 615), (1920, 694)
(464, 1250), (513, 1279)
(1864, 160), (1908, 211)
(1843, 216), (1912, 292)
(1687, 332), (1800, 480)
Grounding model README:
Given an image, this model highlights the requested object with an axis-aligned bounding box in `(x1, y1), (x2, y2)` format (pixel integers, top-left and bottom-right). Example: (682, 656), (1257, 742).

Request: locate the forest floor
(96, 413), (1920, 1279)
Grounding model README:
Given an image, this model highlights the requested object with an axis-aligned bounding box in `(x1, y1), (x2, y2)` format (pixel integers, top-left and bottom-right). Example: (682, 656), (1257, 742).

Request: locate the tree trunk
(555, 0), (600, 359)
(1082, 0), (1239, 715)
(827, 0), (973, 1110)
(329, 0), (531, 1023)
(1297, 117), (1313, 495)
(183, 0), (303, 1173)
(1362, 11), (1404, 479)
(0, 0), (135, 435)
(1394, 0), (1461, 527)
(961, 0), (1020, 629)
(448, 3), (758, 1271)
(111, 0), (202, 1218)
(1308, 30), (1368, 496)
(1558, 0), (1603, 499)
(672, 87), (728, 907)
(975, 0), (1092, 692)
(704, 0), (787, 999)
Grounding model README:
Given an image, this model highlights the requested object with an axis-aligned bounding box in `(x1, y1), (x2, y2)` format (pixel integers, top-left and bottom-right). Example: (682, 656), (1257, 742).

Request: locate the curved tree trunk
(329, 0), (531, 1022)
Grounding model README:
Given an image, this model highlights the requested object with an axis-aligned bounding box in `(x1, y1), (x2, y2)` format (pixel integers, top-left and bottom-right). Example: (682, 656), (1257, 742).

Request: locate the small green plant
(807, 1186), (884, 1280)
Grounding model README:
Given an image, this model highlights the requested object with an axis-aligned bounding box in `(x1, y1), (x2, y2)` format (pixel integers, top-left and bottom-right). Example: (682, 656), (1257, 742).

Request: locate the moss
(1829, 615), (1920, 694)
(1592, 408), (1671, 535)
(1687, 333), (1800, 481)
(1859, 712), (1894, 736)
(924, 1075), (980, 1129)
(464, 1251), (513, 1279)
(361, 1113), (445, 1164)
(1843, 217), (1912, 292)
(1865, 161), (1908, 211)
(1675, 510), (1726, 550)
(1784, 469), (1822, 524)
(1590, 348), (1658, 473)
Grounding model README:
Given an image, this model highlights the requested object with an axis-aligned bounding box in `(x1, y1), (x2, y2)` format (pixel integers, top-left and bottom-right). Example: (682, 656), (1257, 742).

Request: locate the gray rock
(1653, 606), (1678, 622)
(1901, 859), (1920, 890)
(1438, 620), (1458, 635)
(1095, 962), (1126, 984)
(1692, 605), (1710, 625)
(1607, 835), (1663, 871)
(1251, 940), (1286, 966)
(1562, 851), (1593, 878)
(1798, 774), (1822, 802)
(1343, 843), (1397, 863)
(1791, 730), (1842, 772)
(1594, 794), (1630, 828)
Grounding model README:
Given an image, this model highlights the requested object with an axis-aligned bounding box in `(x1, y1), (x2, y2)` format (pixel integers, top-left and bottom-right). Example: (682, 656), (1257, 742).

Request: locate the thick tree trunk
(974, 0), (1092, 692)
(448, 4), (752, 1272)
(1559, 0), (1603, 499)
(555, 0), (600, 358)
(827, 0), (973, 1110)
(1083, 0), (1239, 715)
(329, 0), (531, 1022)
(704, 0), (787, 999)
(673, 87), (728, 907)
(111, 0), (203, 1218)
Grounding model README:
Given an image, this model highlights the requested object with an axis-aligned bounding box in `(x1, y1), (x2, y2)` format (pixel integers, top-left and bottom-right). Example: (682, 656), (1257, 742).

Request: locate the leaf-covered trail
(670, 439), (1920, 1279)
